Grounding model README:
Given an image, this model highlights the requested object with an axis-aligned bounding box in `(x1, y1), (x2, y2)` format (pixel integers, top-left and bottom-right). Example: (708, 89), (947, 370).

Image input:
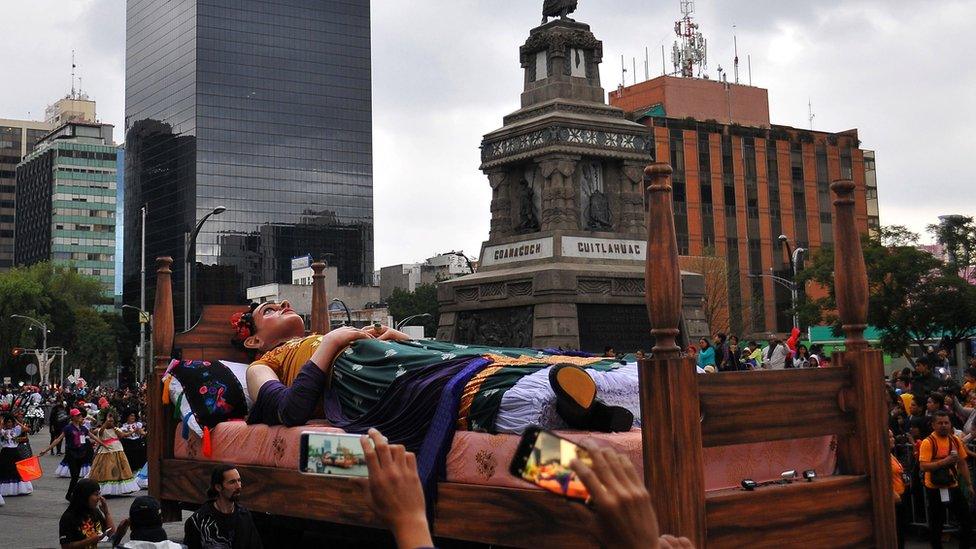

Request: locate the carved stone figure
(516, 178), (540, 231)
(587, 189), (612, 230)
(542, 0), (579, 24)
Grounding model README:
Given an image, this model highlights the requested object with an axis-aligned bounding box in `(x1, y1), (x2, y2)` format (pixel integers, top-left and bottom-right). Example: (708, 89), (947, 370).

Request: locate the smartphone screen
(510, 428), (590, 501)
(299, 432), (369, 477)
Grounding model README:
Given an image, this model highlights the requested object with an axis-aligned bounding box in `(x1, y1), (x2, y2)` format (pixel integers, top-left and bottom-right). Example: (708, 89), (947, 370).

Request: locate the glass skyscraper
(123, 0), (373, 327)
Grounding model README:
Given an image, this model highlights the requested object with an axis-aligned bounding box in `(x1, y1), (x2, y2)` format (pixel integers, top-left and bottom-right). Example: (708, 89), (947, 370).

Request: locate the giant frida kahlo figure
(233, 300), (636, 450)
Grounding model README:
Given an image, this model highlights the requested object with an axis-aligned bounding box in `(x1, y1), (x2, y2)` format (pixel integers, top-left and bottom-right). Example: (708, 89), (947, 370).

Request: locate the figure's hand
(570, 447), (692, 549)
(360, 428), (433, 549)
(362, 324), (412, 342)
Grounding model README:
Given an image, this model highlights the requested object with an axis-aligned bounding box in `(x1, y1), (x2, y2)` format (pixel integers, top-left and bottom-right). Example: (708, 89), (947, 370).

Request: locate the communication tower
(671, 0), (707, 78)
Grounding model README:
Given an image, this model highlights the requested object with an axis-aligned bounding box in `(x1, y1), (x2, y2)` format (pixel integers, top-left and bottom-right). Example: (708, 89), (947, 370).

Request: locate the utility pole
(139, 204), (147, 382)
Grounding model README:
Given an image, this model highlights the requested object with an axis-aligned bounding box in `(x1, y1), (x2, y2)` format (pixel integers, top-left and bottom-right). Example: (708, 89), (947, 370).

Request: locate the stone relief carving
(612, 278), (645, 296)
(508, 281), (534, 296)
(515, 178), (540, 232)
(455, 306), (534, 348)
(577, 278), (612, 295)
(580, 161), (612, 230)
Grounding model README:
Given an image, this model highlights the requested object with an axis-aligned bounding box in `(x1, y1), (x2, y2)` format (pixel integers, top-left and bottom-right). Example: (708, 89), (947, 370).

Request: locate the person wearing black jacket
(49, 402), (69, 456)
(184, 465), (262, 549)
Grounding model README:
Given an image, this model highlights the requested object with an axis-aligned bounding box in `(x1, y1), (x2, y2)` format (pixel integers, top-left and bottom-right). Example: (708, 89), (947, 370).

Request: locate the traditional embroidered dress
(87, 427), (139, 495)
(0, 425), (33, 496)
(120, 421), (146, 471)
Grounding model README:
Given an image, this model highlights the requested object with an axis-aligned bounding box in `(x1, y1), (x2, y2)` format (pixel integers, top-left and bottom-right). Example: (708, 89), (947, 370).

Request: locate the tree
(928, 215), (976, 281)
(683, 250), (731, 334)
(0, 262), (123, 384)
(797, 225), (976, 361)
(386, 284), (439, 337)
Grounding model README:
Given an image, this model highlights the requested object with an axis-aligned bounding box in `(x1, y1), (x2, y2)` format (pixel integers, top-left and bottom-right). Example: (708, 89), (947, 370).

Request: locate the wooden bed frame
(148, 163), (896, 547)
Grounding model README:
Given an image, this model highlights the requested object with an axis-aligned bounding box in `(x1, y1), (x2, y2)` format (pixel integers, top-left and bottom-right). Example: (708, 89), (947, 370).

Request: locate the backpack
(927, 434), (960, 488)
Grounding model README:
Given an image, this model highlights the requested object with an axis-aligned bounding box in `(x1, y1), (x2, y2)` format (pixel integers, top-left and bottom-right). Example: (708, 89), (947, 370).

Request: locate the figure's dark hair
(68, 478), (101, 513)
(933, 409), (951, 420)
(715, 332), (727, 344)
(208, 464), (238, 499)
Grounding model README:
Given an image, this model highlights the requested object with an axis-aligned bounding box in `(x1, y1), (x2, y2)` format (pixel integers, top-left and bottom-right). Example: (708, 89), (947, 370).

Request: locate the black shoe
(550, 364), (634, 432)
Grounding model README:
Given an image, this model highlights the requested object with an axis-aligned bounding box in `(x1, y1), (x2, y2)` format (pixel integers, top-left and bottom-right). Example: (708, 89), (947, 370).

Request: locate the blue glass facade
(123, 0), (373, 326)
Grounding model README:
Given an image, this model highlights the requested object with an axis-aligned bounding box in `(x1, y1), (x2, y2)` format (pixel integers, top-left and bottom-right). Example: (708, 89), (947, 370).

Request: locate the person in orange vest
(919, 410), (973, 548)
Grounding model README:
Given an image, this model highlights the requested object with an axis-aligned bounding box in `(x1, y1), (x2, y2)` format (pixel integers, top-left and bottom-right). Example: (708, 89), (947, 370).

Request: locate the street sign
(67, 375), (76, 383)
(25, 363), (38, 376)
(139, 311), (151, 324)
(74, 369), (81, 379)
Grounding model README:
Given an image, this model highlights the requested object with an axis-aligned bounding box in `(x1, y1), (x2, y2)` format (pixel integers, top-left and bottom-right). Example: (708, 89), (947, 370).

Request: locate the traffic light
(11, 347), (23, 357)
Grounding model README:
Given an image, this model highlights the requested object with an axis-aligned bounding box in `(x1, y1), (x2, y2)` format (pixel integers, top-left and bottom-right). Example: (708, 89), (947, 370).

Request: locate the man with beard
(184, 465), (262, 548)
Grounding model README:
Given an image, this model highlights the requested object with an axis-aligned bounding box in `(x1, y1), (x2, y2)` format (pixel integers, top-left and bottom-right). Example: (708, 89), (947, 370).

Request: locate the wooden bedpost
(310, 260), (331, 334)
(638, 163), (706, 545)
(830, 179), (896, 547)
(148, 256), (181, 522)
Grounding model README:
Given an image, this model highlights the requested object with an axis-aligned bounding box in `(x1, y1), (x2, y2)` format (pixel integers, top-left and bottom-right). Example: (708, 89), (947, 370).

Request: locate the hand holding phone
(509, 427), (591, 501)
(299, 432), (370, 477)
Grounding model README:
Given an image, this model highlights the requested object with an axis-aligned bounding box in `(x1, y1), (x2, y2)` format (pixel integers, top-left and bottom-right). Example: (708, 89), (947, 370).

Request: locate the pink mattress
(173, 422), (835, 491)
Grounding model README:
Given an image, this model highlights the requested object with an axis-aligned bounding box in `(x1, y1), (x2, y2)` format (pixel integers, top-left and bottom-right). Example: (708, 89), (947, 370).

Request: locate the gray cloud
(2, 1), (972, 269)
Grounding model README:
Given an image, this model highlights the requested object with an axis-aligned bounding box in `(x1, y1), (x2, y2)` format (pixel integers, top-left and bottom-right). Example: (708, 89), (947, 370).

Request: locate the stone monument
(437, 5), (708, 352)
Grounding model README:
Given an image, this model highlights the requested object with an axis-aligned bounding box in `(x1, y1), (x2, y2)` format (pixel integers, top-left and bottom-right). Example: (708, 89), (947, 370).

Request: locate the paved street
(0, 430), (186, 548)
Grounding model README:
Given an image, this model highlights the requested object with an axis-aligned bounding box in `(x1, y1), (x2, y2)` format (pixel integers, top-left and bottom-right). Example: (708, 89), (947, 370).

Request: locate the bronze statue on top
(542, 0), (578, 24)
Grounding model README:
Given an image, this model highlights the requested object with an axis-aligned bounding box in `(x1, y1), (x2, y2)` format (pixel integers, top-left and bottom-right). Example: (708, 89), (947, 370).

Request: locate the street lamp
(122, 304), (152, 382)
(332, 298), (352, 326)
(776, 235), (806, 330)
(184, 206), (227, 331)
(396, 313), (432, 331)
(10, 314), (50, 384)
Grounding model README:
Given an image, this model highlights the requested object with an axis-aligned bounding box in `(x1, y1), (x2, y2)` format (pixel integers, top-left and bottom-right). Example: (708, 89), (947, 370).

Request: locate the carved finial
(831, 179), (868, 351)
(155, 256), (173, 274)
(644, 163), (682, 358)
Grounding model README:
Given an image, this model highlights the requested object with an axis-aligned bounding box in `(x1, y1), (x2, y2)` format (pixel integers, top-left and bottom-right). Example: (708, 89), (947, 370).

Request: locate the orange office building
(610, 76), (880, 337)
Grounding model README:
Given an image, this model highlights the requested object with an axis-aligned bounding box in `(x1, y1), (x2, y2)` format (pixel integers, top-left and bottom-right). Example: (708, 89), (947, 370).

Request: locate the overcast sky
(2, 0), (973, 268)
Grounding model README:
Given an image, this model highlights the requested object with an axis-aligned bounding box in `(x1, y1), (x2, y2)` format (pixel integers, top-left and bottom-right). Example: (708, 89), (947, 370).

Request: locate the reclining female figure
(235, 301), (636, 446)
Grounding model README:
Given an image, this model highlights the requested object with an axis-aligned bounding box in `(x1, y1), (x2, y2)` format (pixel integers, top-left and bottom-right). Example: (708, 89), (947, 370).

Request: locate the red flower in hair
(230, 311), (252, 341)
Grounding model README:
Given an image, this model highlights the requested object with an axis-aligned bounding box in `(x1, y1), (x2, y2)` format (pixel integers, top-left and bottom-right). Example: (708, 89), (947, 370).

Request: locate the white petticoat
(56, 463), (91, 478)
(0, 480), (33, 496)
(94, 476), (140, 496)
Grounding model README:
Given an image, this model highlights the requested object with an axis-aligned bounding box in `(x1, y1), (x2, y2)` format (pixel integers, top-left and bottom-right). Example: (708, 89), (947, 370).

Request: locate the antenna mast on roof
(808, 98), (816, 130)
(733, 26), (740, 84)
(671, 0), (707, 79)
(71, 50), (76, 100)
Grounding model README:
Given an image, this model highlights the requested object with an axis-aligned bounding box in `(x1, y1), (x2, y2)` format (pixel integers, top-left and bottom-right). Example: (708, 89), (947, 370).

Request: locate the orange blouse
(253, 335), (324, 387)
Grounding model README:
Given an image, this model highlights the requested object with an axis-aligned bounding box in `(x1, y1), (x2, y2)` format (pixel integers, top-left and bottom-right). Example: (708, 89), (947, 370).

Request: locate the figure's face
(246, 301), (306, 351)
(127, 414), (136, 424)
(699, 339), (708, 350)
(927, 398), (940, 412)
(933, 415), (952, 436)
(910, 401), (922, 415)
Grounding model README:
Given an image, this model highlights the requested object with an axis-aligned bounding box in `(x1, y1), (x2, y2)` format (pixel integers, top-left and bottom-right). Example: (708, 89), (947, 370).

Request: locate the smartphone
(510, 427), (591, 501)
(299, 432), (369, 477)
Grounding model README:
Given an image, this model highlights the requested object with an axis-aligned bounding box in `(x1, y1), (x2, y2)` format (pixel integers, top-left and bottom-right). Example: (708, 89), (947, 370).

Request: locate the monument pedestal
(437, 15), (708, 351)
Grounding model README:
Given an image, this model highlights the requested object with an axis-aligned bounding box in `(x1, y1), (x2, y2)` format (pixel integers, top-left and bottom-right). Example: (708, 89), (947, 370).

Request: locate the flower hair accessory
(230, 303), (258, 342)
